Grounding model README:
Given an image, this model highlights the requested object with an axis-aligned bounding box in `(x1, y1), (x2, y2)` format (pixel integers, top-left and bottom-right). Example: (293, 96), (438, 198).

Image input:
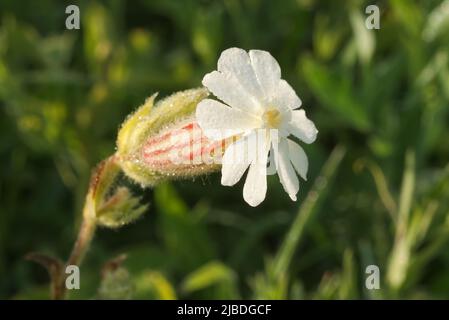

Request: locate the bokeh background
(1, 0), (449, 299)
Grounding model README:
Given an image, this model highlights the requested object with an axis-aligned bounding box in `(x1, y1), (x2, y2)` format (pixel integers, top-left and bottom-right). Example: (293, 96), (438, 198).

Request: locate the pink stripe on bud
(140, 119), (226, 176)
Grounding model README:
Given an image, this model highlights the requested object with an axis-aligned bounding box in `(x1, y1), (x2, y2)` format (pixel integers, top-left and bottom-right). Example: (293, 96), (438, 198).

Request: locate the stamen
(262, 108), (282, 128)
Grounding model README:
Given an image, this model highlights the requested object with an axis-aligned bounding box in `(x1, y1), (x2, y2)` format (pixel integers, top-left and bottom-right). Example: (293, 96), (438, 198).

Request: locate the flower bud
(116, 88), (226, 187)
(97, 255), (134, 299)
(87, 156), (147, 228)
(96, 186), (148, 228)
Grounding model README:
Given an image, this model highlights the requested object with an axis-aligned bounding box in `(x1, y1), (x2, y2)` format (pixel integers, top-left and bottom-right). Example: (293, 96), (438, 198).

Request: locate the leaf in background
(390, 0), (423, 38)
(273, 145), (346, 278)
(39, 34), (76, 70)
(181, 261), (238, 299)
(387, 150), (416, 292)
(125, 245), (175, 274)
(301, 56), (370, 131)
(314, 249), (357, 299)
(192, 6), (222, 66)
(134, 271), (177, 300)
(251, 258), (289, 300)
(313, 14), (344, 61)
(314, 271), (341, 299)
(349, 9), (375, 66)
(337, 249), (358, 299)
(84, 3), (114, 73)
(423, 0), (449, 42)
(154, 183), (216, 271)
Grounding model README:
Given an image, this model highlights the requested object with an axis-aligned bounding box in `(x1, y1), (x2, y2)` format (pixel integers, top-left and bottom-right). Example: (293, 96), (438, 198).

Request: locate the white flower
(196, 48), (318, 207)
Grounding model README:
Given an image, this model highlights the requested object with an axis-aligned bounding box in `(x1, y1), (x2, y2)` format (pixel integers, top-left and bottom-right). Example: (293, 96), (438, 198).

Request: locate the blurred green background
(1, 0), (449, 299)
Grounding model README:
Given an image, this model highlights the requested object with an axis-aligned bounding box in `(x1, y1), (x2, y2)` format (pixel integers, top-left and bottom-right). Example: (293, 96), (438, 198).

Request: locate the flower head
(196, 48), (318, 206)
(116, 88), (222, 186)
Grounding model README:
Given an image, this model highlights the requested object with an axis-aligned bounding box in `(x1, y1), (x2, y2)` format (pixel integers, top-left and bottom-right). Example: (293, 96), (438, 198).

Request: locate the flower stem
(52, 156), (122, 299)
(67, 213), (97, 268)
(53, 195), (97, 300)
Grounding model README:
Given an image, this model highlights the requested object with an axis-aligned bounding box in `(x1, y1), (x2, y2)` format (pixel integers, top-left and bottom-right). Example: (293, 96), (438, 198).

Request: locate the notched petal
(288, 109), (318, 144)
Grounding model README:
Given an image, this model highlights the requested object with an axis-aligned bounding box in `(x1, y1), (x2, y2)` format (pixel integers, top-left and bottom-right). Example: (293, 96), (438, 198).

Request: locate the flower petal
(274, 139), (299, 201)
(271, 80), (302, 111)
(287, 139), (308, 180)
(221, 135), (253, 186)
(202, 71), (261, 114)
(242, 132), (270, 206)
(243, 161), (268, 207)
(196, 99), (260, 140)
(288, 109), (318, 144)
(249, 50), (281, 101)
(217, 48), (264, 105)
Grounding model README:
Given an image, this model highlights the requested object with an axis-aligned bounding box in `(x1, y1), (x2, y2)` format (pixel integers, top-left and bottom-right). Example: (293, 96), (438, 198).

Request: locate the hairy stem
(67, 200), (97, 267)
(53, 195), (97, 300)
(53, 156), (120, 299)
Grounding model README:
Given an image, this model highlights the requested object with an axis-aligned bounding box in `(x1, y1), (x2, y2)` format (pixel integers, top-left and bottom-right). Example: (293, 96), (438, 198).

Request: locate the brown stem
(67, 213), (96, 267)
(25, 252), (65, 300)
(52, 156), (120, 299)
(53, 196), (97, 300)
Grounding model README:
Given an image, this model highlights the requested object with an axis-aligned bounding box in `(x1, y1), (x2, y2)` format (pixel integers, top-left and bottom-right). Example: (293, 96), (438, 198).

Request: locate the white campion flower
(196, 48), (318, 207)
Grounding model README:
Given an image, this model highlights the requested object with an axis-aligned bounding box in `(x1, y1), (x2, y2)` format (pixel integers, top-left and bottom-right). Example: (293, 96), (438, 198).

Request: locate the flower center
(262, 108), (282, 128)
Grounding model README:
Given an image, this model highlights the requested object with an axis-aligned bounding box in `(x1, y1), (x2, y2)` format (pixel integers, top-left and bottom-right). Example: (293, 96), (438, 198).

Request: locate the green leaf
(302, 56), (370, 131)
(134, 271), (177, 300)
(155, 183), (216, 270)
(349, 9), (375, 65)
(181, 261), (237, 296)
